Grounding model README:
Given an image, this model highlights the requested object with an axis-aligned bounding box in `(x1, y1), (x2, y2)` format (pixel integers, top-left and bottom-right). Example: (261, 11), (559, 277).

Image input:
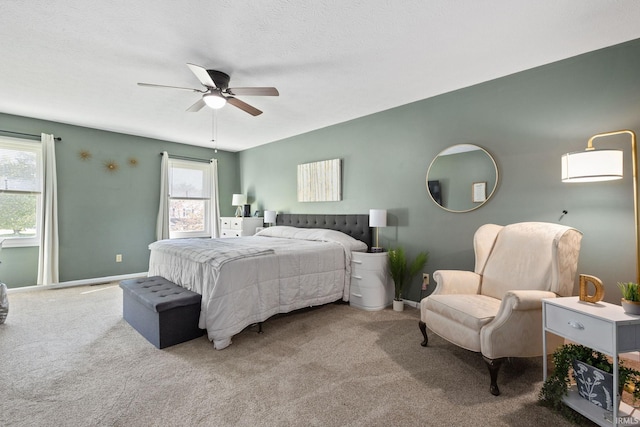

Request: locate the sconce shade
(264, 210), (277, 224)
(369, 209), (387, 228)
(232, 194), (246, 206)
(203, 93), (227, 109)
(561, 149), (623, 182)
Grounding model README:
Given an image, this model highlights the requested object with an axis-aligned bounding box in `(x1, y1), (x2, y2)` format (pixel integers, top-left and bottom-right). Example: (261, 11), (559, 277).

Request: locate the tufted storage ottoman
(120, 276), (204, 349)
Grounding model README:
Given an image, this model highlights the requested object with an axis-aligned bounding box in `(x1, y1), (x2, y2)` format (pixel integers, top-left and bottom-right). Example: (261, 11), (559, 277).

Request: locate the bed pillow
(256, 226), (368, 252)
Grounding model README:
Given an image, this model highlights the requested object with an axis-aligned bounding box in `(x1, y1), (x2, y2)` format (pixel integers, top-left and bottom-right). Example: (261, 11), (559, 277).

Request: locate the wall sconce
(264, 210), (277, 227)
(561, 129), (639, 283)
(369, 209), (387, 253)
(232, 194), (246, 217)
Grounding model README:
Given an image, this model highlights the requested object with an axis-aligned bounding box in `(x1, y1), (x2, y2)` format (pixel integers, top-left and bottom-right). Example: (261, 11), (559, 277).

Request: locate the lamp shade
(203, 93), (227, 109)
(369, 209), (387, 228)
(264, 210), (277, 224)
(232, 194), (246, 206)
(561, 149), (623, 182)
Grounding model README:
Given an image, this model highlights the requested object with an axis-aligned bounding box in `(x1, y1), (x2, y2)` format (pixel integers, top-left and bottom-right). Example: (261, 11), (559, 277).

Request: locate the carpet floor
(1, 284), (580, 426)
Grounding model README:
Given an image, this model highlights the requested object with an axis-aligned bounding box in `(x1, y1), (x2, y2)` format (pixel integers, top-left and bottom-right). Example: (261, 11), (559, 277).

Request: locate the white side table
(220, 217), (264, 237)
(349, 251), (393, 311)
(543, 297), (640, 426)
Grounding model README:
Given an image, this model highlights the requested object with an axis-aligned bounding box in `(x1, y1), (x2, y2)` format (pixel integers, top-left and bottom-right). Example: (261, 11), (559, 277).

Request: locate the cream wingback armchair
(419, 222), (582, 396)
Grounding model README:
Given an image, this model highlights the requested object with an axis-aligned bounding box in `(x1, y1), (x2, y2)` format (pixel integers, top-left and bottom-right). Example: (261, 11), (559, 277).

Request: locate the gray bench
(120, 276), (204, 349)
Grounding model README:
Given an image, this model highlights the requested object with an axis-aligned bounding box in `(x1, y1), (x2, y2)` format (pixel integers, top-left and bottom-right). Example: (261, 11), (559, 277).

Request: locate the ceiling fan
(137, 63), (279, 116)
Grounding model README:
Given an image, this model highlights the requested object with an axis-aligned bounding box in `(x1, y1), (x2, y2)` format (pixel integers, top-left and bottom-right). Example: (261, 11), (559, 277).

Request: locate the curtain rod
(160, 152), (212, 163)
(0, 129), (62, 141)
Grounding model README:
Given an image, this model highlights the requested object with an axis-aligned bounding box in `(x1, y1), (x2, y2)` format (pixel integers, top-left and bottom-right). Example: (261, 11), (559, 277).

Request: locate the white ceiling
(2, 1), (640, 152)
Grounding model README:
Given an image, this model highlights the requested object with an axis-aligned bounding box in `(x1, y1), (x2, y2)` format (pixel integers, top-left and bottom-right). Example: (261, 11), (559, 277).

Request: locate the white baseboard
(7, 272), (148, 294)
(402, 299), (419, 308)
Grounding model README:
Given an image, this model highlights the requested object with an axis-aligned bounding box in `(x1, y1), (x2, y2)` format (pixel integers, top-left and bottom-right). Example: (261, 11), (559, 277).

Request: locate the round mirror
(426, 144), (498, 213)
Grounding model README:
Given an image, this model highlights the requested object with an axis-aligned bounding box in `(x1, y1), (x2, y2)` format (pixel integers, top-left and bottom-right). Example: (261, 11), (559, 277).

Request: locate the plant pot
(393, 299), (404, 312)
(572, 359), (615, 412)
(621, 298), (640, 315)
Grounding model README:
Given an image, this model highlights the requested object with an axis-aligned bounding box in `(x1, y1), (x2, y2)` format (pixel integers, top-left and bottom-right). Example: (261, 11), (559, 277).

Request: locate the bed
(148, 214), (371, 349)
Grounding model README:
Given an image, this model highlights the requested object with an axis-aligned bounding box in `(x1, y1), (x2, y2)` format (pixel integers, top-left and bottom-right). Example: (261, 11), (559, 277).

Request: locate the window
(168, 158), (211, 239)
(0, 137), (42, 247)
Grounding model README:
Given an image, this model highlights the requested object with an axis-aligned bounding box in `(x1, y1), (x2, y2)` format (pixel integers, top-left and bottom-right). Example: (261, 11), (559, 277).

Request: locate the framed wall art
(472, 181), (487, 203)
(297, 158), (342, 202)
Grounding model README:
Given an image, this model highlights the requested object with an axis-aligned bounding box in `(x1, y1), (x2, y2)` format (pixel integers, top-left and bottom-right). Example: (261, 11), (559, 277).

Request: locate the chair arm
(480, 290), (558, 359)
(432, 270), (481, 295)
(500, 290), (558, 311)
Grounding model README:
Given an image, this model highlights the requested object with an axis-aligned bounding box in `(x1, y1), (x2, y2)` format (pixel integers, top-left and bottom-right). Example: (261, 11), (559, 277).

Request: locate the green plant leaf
(618, 282), (640, 301)
(388, 247), (428, 300)
(539, 343), (640, 422)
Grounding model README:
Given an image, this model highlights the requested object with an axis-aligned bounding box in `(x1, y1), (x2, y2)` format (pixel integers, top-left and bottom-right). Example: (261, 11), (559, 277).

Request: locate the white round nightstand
(349, 251), (393, 311)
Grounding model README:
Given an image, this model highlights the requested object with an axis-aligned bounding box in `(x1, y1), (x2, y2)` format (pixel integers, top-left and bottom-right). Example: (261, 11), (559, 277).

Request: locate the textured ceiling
(2, 1), (640, 152)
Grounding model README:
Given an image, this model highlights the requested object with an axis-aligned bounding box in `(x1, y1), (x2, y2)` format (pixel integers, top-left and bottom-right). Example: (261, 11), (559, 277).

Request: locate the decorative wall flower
(103, 160), (119, 173)
(78, 150), (92, 160)
(128, 157), (138, 167)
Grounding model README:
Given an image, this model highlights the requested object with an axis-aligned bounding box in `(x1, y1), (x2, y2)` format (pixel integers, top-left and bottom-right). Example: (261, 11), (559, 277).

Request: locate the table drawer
(351, 269), (386, 289)
(545, 303), (614, 354)
(220, 229), (243, 238)
(350, 280), (363, 297)
(351, 253), (387, 271)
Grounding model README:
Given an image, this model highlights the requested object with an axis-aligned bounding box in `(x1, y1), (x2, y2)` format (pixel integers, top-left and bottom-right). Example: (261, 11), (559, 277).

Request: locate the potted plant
(539, 343), (640, 422)
(387, 247), (428, 312)
(618, 282), (640, 315)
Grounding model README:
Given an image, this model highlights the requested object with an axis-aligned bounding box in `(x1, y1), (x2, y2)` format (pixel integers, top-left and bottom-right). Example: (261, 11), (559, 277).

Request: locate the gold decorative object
(128, 157), (138, 167)
(579, 274), (605, 303)
(78, 149), (92, 160)
(103, 160), (119, 173)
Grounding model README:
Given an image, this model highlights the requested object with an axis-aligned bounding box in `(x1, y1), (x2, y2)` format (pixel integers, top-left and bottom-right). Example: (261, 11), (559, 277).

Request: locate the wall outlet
(116, 254), (122, 263)
(422, 273), (429, 290)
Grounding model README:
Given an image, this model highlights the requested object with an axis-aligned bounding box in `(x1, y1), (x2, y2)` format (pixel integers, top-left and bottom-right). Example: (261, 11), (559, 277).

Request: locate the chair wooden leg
(483, 356), (503, 396)
(419, 321), (428, 347)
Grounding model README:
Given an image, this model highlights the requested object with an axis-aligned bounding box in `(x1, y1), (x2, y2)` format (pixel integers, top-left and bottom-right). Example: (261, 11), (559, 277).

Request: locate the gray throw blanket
(148, 238), (274, 271)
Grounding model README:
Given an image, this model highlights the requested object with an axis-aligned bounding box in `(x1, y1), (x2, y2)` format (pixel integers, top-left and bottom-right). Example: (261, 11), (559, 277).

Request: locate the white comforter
(148, 227), (366, 349)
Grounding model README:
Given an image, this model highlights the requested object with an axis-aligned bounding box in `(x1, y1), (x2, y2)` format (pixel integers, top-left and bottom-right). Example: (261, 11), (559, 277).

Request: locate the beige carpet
(1, 284), (577, 427)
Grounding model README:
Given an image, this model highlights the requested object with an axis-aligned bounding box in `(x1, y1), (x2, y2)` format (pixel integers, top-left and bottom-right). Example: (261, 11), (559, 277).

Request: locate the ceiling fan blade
(186, 63), (216, 88)
(186, 98), (206, 112)
(226, 87), (279, 96)
(226, 97), (263, 116)
(137, 82), (202, 92)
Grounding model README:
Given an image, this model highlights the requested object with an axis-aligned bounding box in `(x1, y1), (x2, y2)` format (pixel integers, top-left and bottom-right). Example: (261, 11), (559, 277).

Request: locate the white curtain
(210, 158), (220, 238)
(156, 151), (170, 241)
(37, 133), (59, 285)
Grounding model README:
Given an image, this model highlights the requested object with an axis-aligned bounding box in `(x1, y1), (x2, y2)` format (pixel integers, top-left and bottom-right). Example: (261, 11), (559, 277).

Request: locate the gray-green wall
(240, 38), (640, 304)
(0, 114), (240, 288)
(4, 39), (639, 301)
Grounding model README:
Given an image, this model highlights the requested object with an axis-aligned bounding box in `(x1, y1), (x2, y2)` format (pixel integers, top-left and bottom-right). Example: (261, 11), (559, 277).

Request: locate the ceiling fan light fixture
(203, 93), (227, 109)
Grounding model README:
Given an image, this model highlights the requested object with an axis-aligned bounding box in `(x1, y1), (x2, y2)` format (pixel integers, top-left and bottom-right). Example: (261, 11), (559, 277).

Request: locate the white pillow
(256, 226), (368, 252)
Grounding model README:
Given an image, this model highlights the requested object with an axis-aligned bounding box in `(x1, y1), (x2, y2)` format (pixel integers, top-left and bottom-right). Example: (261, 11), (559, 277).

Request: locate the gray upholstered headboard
(275, 214), (372, 249)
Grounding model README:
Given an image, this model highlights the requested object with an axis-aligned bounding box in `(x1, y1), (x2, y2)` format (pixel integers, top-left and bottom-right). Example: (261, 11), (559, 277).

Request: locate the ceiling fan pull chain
(212, 110), (218, 153)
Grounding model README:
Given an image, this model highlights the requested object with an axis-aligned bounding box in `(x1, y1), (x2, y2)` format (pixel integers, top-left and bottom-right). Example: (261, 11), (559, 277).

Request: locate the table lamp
(369, 209), (387, 253)
(232, 194), (246, 217)
(264, 210), (277, 227)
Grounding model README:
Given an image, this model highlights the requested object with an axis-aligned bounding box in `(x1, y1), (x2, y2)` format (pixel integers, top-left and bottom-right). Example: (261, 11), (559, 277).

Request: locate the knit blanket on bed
(148, 238), (275, 271)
